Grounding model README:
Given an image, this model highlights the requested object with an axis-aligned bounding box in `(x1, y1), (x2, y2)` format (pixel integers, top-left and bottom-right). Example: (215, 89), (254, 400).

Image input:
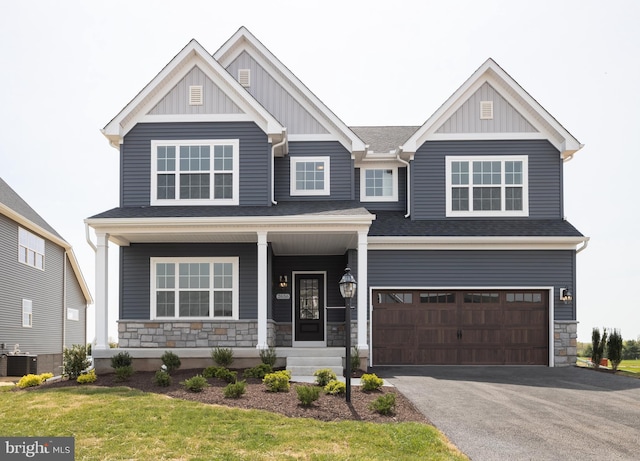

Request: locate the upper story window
(290, 156), (330, 196)
(18, 227), (44, 270)
(151, 140), (239, 206)
(151, 257), (239, 320)
(360, 165), (398, 202)
(445, 155), (528, 217)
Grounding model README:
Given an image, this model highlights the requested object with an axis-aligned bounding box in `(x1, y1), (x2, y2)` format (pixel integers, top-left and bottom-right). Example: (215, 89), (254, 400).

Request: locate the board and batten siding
(355, 167), (407, 211)
(121, 122), (271, 207)
(0, 214), (66, 355)
(226, 51), (329, 135)
(368, 249), (576, 320)
(120, 243), (257, 320)
(411, 139), (563, 220)
(274, 141), (354, 201)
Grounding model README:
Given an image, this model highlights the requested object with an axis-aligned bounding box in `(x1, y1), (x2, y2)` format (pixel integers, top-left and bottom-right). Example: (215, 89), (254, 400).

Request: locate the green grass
(618, 359), (640, 374)
(0, 386), (467, 460)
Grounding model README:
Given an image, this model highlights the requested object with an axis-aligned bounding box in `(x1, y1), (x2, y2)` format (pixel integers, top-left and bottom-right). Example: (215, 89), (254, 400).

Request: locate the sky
(1, 0), (639, 343)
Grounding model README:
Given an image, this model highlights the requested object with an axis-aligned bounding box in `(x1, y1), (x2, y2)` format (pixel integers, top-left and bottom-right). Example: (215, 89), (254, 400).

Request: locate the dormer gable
(214, 27), (366, 155)
(102, 39), (285, 150)
(402, 58), (582, 160)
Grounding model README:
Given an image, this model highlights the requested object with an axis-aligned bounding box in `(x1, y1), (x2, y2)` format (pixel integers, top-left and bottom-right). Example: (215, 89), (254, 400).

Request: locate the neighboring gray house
(87, 27), (587, 372)
(0, 177), (92, 376)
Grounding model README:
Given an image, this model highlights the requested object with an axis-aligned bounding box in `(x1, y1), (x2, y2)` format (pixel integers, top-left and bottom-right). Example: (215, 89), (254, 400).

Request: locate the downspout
(85, 222), (97, 252)
(396, 152), (411, 218)
(271, 131), (288, 205)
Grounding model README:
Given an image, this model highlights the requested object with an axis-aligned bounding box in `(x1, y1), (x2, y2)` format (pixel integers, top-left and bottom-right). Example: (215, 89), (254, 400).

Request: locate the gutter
(576, 236), (590, 254)
(395, 151), (410, 218)
(271, 130), (288, 205)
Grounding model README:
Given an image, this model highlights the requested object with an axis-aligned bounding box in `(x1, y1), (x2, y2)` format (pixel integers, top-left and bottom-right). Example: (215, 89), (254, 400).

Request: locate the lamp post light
(339, 267), (357, 403)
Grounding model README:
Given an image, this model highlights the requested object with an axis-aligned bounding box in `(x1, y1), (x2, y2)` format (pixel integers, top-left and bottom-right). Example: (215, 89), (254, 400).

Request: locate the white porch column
(256, 231), (268, 349)
(94, 232), (109, 350)
(357, 230), (368, 350)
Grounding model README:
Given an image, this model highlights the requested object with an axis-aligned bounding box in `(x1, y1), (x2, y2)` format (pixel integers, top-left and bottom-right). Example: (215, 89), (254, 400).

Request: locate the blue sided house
(87, 27), (587, 373)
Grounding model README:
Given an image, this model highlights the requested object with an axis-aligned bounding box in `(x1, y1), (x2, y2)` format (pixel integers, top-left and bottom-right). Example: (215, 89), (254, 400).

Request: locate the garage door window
(377, 292), (412, 303)
(464, 292), (499, 303)
(420, 292), (455, 303)
(506, 292), (542, 303)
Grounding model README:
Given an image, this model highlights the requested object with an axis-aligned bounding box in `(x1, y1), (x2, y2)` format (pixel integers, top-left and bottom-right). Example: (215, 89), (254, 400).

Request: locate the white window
(18, 227), (45, 270)
(67, 308), (79, 321)
(151, 257), (239, 320)
(290, 156), (330, 196)
(360, 165), (398, 202)
(151, 140), (239, 206)
(446, 156), (528, 217)
(22, 299), (32, 327)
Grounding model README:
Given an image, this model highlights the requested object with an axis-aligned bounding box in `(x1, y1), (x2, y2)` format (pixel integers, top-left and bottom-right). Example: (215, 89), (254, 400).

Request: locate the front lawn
(0, 386), (467, 460)
(618, 359), (640, 374)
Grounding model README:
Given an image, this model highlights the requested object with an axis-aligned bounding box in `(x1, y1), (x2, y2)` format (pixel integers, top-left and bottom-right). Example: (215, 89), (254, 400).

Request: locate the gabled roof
(102, 38), (285, 149)
(402, 58), (583, 159)
(0, 177), (93, 304)
(214, 27), (366, 154)
(350, 126), (419, 154)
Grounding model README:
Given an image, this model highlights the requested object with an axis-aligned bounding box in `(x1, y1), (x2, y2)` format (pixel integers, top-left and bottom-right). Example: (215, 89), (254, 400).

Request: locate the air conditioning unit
(7, 355), (37, 376)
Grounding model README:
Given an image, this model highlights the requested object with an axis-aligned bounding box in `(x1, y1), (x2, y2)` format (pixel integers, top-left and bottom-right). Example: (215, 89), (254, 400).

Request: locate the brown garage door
(372, 290), (548, 365)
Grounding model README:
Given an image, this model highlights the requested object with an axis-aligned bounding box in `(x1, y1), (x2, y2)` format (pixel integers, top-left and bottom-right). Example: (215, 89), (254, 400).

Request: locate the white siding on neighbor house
(148, 65), (244, 115)
(437, 82), (538, 134)
(226, 51), (329, 135)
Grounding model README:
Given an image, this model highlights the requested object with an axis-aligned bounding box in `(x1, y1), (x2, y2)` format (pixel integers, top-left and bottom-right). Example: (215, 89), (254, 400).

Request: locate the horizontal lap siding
(120, 243), (257, 320)
(412, 140), (562, 220)
(368, 249), (575, 320)
(121, 122), (270, 207)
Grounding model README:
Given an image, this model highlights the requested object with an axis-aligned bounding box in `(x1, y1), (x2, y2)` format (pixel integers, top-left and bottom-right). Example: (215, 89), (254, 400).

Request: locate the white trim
(150, 139), (239, 206)
(289, 156), (330, 196)
(288, 134), (339, 142)
(291, 271), (327, 347)
(368, 285), (555, 367)
(359, 164), (398, 202)
(150, 257), (239, 321)
(256, 232), (268, 349)
(428, 132), (548, 142)
(140, 114), (255, 124)
(445, 155), (529, 217)
(368, 235), (587, 251)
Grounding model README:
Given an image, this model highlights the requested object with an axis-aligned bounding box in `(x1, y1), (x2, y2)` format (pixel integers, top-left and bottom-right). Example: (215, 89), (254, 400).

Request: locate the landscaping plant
(591, 327), (608, 368)
(243, 363), (273, 379)
(263, 370), (291, 392)
(17, 373), (52, 389)
(152, 370), (172, 387)
(63, 344), (91, 379)
(114, 365), (134, 382)
(361, 373), (384, 391)
(607, 328), (624, 371)
(77, 369), (97, 384)
(313, 368), (337, 387)
(296, 385), (321, 407)
(350, 346), (360, 371)
(110, 351), (132, 369)
(161, 351), (181, 373)
(259, 346), (278, 367)
(369, 393), (396, 415)
(324, 379), (346, 396)
(211, 347), (234, 367)
(223, 380), (247, 399)
(181, 375), (209, 392)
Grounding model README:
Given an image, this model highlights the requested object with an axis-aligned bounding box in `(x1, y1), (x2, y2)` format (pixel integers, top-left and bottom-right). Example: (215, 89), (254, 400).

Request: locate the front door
(294, 273), (325, 344)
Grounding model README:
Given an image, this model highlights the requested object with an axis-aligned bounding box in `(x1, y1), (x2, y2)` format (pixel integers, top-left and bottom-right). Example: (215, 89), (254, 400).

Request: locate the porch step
(286, 356), (343, 378)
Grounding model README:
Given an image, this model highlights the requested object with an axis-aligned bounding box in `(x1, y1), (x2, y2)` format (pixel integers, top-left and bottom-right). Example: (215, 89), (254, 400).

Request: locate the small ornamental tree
(607, 329), (623, 371)
(591, 327), (608, 369)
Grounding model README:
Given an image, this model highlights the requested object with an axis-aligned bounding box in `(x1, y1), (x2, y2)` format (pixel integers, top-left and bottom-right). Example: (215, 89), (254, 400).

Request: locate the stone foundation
(554, 321), (578, 367)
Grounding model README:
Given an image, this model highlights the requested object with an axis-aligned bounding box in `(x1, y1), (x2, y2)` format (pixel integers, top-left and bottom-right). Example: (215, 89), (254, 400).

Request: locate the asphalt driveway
(375, 366), (640, 461)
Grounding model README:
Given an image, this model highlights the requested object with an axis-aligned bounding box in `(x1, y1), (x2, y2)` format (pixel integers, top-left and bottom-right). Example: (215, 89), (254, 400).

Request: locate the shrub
(110, 351), (132, 369)
(324, 379), (346, 396)
(114, 365), (134, 382)
(591, 327), (608, 368)
(211, 347), (234, 367)
(17, 374), (44, 389)
(181, 375), (209, 392)
(153, 370), (172, 387)
(263, 370), (291, 392)
(77, 369), (97, 384)
(296, 385), (321, 407)
(607, 329), (624, 371)
(40, 372), (53, 381)
(259, 346), (277, 367)
(369, 393), (396, 415)
(63, 344), (91, 379)
(161, 351), (181, 373)
(313, 368), (337, 387)
(361, 373), (384, 392)
(202, 366), (224, 379)
(350, 346), (360, 371)
(216, 368), (238, 384)
(243, 363), (273, 379)
(223, 380), (247, 399)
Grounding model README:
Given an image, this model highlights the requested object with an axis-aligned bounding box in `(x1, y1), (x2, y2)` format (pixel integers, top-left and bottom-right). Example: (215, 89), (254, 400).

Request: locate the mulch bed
(27, 369), (430, 424)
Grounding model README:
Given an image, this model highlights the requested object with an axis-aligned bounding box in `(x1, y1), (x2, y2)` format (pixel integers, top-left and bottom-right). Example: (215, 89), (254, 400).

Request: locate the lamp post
(339, 267), (357, 403)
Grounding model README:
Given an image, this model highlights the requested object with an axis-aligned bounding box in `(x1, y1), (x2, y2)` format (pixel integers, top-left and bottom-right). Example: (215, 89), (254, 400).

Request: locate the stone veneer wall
(274, 321), (366, 347)
(554, 321), (578, 367)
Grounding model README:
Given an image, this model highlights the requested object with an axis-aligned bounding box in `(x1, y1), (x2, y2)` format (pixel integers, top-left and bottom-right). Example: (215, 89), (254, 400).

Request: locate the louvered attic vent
(189, 85), (203, 105)
(480, 100), (493, 120)
(238, 69), (250, 88)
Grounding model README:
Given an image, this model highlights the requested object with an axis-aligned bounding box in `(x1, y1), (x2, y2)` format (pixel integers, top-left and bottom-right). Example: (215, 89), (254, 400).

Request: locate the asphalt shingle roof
(349, 126), (420, 153)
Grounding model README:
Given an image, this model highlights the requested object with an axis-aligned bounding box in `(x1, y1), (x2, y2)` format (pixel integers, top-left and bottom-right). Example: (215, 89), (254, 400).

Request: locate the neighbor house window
(22, 299), (32, 327)
(151, 257), (238, 320)
(67, 308), (80, 321)
(290, 156), (330, 196)
(18, 227), (45, 270)
(446, 156), (528, 217)
(360, 165), (398, 202)
(151, 140), (239, 205)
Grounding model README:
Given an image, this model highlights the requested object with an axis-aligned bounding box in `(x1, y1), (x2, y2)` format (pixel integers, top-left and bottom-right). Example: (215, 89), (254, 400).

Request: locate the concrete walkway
(375, 366), (640, 461)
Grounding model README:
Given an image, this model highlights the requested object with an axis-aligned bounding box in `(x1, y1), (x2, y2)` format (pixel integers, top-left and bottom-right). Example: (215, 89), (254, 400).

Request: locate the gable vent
(480, 100), (493, 120)
(189, 85), (203, 105)
(238, 69), (251, 88)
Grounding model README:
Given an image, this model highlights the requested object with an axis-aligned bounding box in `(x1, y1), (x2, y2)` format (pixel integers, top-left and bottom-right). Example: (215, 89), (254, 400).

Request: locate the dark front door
(294, 274), (325, 342)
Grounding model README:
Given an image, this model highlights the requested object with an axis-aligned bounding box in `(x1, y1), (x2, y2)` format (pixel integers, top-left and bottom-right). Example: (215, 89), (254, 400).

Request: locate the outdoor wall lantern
(560, 287), (573, 304)
(339, 267), (357, 403)
(279, 275), (288, 289)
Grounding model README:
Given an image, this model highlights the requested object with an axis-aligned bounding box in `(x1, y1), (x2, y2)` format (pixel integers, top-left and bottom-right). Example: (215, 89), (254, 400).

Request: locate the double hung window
(151, 140), (239, 205)
(151, 257), (238, 320)
(446, 156), (528, 216)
